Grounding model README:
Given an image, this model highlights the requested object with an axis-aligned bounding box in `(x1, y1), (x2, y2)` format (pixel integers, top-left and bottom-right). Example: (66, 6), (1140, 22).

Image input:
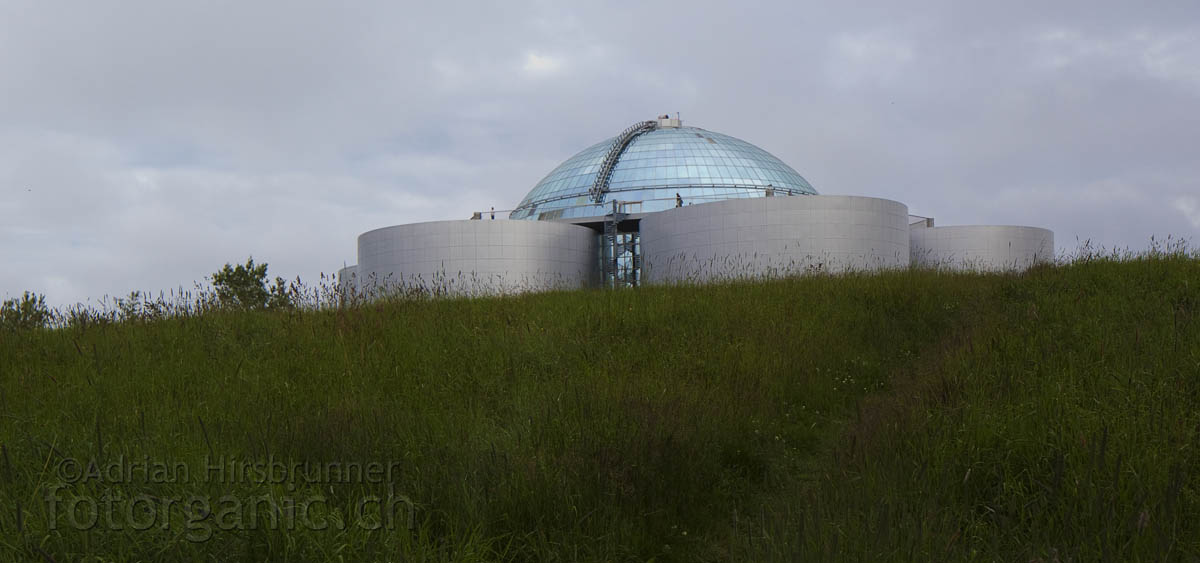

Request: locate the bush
(210, 257), (294, 310)
(0, 291), (50, 331)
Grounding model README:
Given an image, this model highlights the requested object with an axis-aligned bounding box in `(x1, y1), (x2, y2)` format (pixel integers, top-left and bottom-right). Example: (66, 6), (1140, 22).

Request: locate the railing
(908, 215), (934, 227)
(588, 120), (659, 204)
(517, 182), (813, 214)
(479, 186), (815, 221)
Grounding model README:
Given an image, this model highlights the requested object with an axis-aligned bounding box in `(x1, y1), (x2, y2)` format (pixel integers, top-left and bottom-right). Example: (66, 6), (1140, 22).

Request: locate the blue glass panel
(511, 126), (818, 219)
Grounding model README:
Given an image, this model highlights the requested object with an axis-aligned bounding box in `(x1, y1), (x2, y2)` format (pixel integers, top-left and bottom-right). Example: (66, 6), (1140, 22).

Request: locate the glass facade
(602, 231), (640, 288)
(510, 126), (818, 220)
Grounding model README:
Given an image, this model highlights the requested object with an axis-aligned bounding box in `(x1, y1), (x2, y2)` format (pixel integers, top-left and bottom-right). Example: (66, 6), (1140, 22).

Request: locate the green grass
(1, 249), (1198, 561)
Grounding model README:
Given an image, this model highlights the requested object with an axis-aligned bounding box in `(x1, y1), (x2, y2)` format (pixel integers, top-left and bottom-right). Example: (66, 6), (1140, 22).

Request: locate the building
(339, 116), (1053, 295)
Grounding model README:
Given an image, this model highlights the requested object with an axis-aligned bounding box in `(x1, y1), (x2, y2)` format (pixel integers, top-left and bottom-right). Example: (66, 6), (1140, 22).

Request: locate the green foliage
(210, 257), (293, 310)
(0, 290), (49, 330)
(211, 257), (269, 309)
(267, 275), (297, 310)
(0, 252), (1197, 561)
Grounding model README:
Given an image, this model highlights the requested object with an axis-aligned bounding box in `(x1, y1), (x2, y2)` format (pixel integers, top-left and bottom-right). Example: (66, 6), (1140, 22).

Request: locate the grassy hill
(1, 248), (1197, 561)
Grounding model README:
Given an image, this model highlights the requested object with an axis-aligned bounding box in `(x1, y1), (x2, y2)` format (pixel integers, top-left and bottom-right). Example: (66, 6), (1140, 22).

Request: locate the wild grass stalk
(0, 242), (1196, 560)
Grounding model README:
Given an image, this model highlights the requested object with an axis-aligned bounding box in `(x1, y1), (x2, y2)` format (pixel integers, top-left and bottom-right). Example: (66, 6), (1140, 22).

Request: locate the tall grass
(0, 243), (1197, 561)
(739, 240), (1200, 561)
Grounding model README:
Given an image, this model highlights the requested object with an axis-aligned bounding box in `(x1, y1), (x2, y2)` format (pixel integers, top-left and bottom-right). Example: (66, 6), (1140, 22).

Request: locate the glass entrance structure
(602, 231), (640, 288)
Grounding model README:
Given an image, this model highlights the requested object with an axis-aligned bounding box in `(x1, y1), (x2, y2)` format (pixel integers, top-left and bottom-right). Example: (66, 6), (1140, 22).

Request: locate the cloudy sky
(2, 0), (1198, 307)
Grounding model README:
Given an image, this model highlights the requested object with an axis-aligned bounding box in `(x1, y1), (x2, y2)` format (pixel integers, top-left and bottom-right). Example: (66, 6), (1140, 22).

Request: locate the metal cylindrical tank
(640, 195), (910, 283)
(909, 225), (1054, 271)
(356, 220), (599, 295)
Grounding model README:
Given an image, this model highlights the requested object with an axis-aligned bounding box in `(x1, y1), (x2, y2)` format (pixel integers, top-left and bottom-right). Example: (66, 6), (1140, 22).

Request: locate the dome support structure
(588, 120), (658, 204)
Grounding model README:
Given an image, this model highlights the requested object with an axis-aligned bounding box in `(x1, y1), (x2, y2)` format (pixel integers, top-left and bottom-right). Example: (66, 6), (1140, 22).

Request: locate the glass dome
(510, 124), (818, 220)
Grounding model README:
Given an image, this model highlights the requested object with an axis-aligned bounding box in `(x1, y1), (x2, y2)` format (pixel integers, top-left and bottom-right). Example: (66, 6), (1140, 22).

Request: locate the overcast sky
(2, 0), (1198, 307)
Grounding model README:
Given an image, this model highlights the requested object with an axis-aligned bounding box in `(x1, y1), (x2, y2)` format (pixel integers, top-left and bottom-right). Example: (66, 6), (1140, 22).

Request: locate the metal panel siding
(356, 220), (599, 295)
(910, 225), (1054, 271)
(640, 195), (910, 283)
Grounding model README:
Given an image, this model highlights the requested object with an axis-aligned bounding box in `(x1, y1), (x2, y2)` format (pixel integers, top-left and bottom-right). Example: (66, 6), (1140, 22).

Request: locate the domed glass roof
(511, 124), (817, 220)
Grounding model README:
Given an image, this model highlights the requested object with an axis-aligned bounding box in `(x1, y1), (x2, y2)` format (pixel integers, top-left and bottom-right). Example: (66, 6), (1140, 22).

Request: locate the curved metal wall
(356, 220), (598, 295)
(910, 225), (1054, 271)
(640, 195), (910, 283)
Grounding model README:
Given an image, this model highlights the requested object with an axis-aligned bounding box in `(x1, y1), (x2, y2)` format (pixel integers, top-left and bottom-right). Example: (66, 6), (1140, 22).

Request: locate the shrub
(0, 291), (49, 331)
